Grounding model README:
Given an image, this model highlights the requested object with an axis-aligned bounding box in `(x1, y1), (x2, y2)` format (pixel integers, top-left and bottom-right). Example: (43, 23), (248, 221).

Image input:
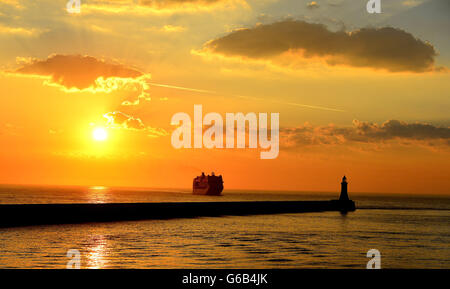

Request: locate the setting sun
(93, 128), (108, 141)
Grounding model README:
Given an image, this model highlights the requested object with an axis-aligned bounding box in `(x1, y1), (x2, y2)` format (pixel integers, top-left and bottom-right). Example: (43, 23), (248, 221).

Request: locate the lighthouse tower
(339, 176), (349, 201)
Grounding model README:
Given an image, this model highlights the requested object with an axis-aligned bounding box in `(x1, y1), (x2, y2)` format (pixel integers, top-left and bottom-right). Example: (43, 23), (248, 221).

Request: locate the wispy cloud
(0, 0), (23, 9)
(402, 0), (424, 7)
(0, 24), (43, 37)
(103, 111), (168, 137)
(82, 0), (248, 15)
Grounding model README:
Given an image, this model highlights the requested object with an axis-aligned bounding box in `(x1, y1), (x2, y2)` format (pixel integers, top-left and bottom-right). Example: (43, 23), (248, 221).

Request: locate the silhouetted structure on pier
(340, 176), (349, 201)
(332, 175), (355, 212)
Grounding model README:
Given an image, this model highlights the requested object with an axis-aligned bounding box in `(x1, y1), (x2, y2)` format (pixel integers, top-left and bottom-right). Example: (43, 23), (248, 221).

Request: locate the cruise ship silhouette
(193, 172), (223, 195)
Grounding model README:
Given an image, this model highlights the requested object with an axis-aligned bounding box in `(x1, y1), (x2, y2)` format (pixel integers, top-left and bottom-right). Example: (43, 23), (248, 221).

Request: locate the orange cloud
(13, 54), (151, 105)
(103, 111), (168, 137)
(84, 0), (247, 14)
(203, 20), (440, 73)
(15, 54), (142, 89)
(139, 0), (223, 8)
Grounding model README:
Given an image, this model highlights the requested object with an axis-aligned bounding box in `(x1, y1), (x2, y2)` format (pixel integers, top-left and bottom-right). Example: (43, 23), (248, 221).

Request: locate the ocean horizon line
(0, 182), (449, 198)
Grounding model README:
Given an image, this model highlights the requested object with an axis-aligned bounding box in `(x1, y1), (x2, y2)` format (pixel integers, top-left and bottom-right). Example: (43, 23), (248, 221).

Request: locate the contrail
(148, 82), (345, 112)
(148, 82), (216, 94)
(230, 93), (345, 112)
(276, 101), (344, 112)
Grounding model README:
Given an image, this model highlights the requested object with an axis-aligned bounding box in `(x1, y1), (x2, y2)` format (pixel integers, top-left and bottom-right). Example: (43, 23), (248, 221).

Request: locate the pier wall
(0, 200), (355, 227)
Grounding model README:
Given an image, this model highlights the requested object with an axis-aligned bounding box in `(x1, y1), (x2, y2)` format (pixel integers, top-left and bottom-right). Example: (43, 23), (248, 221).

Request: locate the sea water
(0, 184), (448, 268)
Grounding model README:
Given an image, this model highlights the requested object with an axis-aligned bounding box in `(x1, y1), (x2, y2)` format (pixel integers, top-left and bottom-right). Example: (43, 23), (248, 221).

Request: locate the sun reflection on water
(85, 234), (109, 269)
(87, 186), (111, 203)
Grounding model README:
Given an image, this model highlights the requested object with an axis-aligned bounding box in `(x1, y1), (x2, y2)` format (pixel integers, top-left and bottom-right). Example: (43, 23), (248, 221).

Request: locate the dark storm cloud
(204, 20), (439, 72)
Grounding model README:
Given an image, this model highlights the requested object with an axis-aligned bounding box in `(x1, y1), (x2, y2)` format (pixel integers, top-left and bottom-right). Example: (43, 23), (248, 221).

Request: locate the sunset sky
(0, 0), (449, 194)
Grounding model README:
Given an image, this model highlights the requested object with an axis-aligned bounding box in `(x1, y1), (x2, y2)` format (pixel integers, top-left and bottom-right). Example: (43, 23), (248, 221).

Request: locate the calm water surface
(0, 185), (448, 268)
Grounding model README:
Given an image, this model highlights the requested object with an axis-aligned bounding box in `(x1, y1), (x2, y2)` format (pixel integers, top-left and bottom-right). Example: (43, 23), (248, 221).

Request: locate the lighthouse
(331, 175), (355, 211)
(339, 176), (349, 201)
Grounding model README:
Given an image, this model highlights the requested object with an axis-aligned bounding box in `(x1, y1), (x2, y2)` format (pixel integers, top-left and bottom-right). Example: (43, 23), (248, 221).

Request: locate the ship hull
(193, 184), (223, 196)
